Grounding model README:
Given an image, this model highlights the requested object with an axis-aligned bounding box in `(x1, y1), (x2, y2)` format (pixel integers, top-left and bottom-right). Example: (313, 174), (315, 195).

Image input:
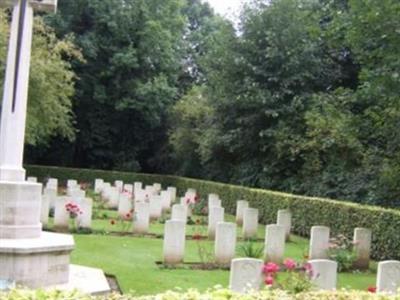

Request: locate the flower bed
(2, 288), (399, 300)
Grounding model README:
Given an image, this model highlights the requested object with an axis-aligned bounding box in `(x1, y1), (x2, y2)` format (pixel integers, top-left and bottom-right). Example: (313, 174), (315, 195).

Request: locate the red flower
(263, 262), (280, 274)
(110, 219), (116, 225)
(193, 234), (201, 240)
(284, 258), (297, 270)
(194, 195), (199, 202)
(264, 275), (274, 286)
(125, 213), (132, 219)
(367, 286), (377, 293)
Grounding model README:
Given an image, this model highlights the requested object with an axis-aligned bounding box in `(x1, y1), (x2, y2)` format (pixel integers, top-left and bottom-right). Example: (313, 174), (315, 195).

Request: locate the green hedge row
(26, 165), (400, 261)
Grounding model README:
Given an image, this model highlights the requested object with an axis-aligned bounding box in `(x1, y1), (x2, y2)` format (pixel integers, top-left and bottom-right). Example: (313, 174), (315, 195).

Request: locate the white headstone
(134, 188), (147, 203)
(118, 193), (133, 217)
(167, 187), (177, 202)
(94, 179), (104, 194)
(277, 209), (291, 241)
(243, 208), (258, 239)
(229, 258), (264, 293)
(133, 202), (150, 234)
(208, 194), (221, 208)
(353, 227), (372, 270)
(163, 220), (186, 264)
(377, 260), (400, 294)
(46, 178), (58, 190)
(54, 196), (70, 229)
(236, 200), (249, 226)
(77, 198), (92, 229)
(114, 180), (123, 192)
(67, 180), (77, 189)
(309, 226), (330, 259)
(208, 206), (224, 239)
(161, 190), (172, 211)
(43, 186), (57, 210)
(68, 188), (86, 199)
(153, 183), (162, 193)
(145, 185), (157, 196)
(134, 181), (143, 195)
(171, 204), (187, 223)
(180, 197), (192, 217)
(308, 259), (338, 290)
(215, 222), (236, 265)
(123, 184), (133, 195)
(264, 224), (286, 263)
(149, 195), (162, 220)
(187, 188), (196, 194)
(107, 187), (120, 209)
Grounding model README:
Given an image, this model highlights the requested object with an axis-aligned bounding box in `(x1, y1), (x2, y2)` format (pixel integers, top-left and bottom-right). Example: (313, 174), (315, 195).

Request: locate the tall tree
(0, 10), (80, 147)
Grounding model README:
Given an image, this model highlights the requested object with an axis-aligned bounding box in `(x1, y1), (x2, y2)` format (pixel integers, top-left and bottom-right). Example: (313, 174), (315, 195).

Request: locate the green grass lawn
(50, 205), (377, 295)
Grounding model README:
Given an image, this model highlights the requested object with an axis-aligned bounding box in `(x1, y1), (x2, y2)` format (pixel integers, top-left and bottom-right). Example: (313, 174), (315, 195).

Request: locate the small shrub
(327, 234), (357, 272)
(237, 239), (264, 258)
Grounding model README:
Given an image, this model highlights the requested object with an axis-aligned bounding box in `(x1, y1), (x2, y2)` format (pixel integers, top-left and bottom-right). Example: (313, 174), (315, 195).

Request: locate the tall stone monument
(0, 0), (109, 293)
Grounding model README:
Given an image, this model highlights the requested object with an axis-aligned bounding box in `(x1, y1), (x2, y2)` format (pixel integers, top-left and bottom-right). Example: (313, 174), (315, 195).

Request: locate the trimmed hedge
(26, 165), (400, 260)
(2, 289), (400, 300)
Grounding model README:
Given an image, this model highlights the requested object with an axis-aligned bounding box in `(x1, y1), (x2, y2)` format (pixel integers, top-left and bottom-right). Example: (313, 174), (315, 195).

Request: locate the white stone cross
(0, 0), (57, 182)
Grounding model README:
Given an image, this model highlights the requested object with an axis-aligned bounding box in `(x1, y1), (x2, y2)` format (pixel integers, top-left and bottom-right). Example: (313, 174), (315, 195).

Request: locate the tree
(0, 10), (80, 147)
(42, 0), (186, 171)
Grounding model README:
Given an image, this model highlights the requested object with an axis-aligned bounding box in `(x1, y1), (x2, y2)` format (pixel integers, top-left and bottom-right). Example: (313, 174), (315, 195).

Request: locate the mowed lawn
(63, 209), (377, 295)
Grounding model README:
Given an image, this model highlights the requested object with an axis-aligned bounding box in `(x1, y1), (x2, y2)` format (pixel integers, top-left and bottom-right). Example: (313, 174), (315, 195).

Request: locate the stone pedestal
(0, 232), (74, 288)
(0, 181), (42, 239)
(0, 180), (110, 293)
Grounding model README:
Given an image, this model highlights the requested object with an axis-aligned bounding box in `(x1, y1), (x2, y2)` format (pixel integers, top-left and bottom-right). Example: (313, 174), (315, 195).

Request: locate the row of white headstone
(95, 179), (180, 233)
(39, 178), (93, 230)
(229, 258), (400, 294)
(164, 200), (373, 269)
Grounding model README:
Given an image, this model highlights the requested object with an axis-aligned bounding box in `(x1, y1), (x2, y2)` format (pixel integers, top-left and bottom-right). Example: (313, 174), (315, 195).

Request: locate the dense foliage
(26, 165), (400, 261)
(0, 10), (80, 146)
(2, 0), (399, 206)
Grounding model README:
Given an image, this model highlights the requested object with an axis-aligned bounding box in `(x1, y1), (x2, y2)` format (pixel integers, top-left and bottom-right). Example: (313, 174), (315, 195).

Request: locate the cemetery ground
(44, 192), (377, 295)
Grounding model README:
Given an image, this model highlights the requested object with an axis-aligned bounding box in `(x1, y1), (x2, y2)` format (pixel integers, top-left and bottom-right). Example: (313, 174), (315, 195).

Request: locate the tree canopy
(1, 0), (400, 207)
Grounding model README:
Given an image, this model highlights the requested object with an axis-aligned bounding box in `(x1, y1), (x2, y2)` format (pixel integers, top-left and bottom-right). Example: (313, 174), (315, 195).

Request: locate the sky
(204, 0), (247, 21)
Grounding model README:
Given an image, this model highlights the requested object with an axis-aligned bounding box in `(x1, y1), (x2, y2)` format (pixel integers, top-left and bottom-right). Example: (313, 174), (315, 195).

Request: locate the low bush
(1, 288), (399, 300)
(26, 165), (400, 260)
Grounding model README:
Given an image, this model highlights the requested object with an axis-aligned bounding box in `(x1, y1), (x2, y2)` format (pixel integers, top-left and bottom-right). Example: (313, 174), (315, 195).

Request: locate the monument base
(0, 232), (74, 288)
(0, 180), (42, 239)
(53, 265), (111, 295)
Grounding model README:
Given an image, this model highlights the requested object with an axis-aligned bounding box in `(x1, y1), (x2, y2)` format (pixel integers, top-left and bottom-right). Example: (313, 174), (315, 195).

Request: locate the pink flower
(186, 198), (190, 205)
(264, 275), (274, 286)
(284, 258), (296, 270)
(263, 262), (280, 274)
(303, 262), (313, 277)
